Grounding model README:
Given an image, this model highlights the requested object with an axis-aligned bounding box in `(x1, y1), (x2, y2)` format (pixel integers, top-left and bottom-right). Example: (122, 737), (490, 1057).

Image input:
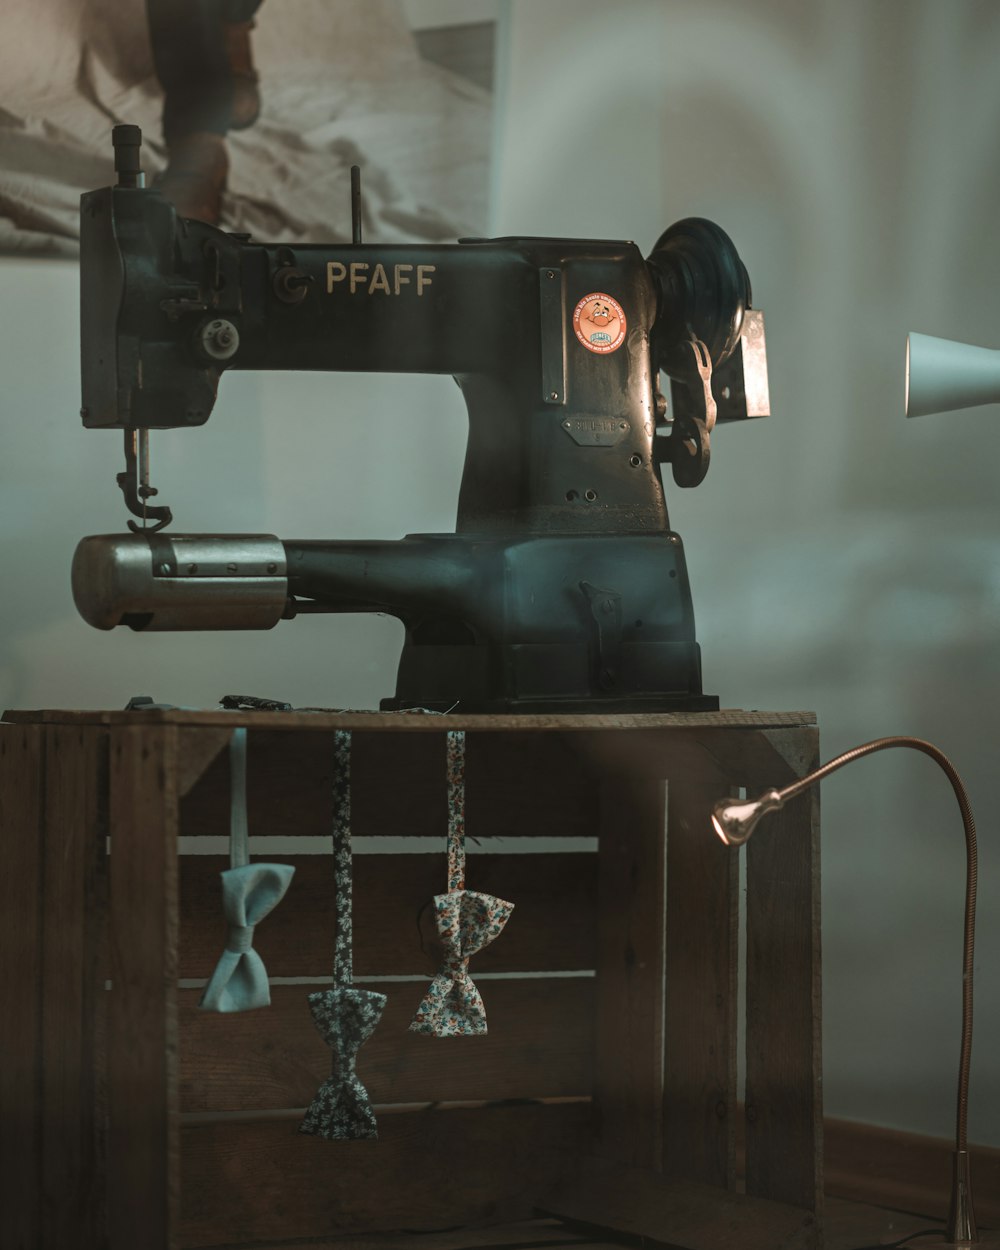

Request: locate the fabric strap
(446, 729), (466, 891)
(300, 728), (386, 1141)
(409, 730), (513, 1037)
(229, 726), (249, 868)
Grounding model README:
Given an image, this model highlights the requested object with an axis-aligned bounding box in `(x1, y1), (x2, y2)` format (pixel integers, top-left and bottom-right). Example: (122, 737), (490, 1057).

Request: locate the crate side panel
(663, 780), (739, 1187)
(0, 724), (45, 1250)
(593, 776), (667, 1169)
(107, 726), (181, 1250)
(40, 726), (109, 1249)
(180, 1101), (591, 1246)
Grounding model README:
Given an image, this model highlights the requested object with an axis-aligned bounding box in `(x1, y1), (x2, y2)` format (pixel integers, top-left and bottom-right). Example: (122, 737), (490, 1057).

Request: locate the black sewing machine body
(74, 127), (767, 712)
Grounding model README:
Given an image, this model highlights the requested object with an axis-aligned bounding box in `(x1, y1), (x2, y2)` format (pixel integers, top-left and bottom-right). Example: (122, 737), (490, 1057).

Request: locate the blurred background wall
(1, 0), (998, 1146)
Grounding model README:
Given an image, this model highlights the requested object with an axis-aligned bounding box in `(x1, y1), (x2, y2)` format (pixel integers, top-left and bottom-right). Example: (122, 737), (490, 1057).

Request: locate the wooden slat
(176, 727), (230, 799)
(179, 976), (594, 1112)
(107, 726), (181, 1250)
(574, 728), (731, 787)
(540, 1157), (818, 1250)
(745, 783), (823, 1215)
(673, 725), (821, 792)
(3, 708), (817, 730)
(593, 775), (666, 1169)
(0, 724), (45, 1250)
(663, 781), (739, 1186)
(760, 727), (824, 787)
(179, 851), (598, 978)
(180, 729), (604, 839)
(177, 726), (811, 842)
(40, 726), (108, 1250)
(179, 1101), (591, 1246)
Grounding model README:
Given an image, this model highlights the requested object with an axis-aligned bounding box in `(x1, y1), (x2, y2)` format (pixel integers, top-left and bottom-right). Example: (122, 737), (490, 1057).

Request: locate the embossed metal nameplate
(560, 415), (630, 447)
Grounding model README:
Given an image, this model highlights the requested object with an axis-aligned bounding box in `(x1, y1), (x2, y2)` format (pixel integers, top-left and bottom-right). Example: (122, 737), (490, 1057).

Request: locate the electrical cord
(419, 1222), (954, 1250)
(845, 1229), (948, 1249)
(448, 1241), (607, 1249)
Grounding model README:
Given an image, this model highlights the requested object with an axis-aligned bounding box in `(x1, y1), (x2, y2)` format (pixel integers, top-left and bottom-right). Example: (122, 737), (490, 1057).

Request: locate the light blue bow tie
(199, 862), (295, 1012)
(199, 728), (295, 1014)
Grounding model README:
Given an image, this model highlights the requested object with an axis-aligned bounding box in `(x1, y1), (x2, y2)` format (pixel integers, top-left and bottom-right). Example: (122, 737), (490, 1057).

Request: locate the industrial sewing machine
(72, 125), (769, 712)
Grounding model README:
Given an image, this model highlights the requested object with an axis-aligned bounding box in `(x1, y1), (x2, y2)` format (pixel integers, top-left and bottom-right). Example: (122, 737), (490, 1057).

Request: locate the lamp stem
(775, 737), (978, 1242)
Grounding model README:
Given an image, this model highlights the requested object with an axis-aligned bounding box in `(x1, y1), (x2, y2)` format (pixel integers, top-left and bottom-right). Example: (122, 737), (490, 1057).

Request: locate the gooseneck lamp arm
(711, 737), (982, 1248)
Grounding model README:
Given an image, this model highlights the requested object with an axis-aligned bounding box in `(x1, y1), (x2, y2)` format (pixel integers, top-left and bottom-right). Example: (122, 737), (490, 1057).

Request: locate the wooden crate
(0, 709), (821, 1250)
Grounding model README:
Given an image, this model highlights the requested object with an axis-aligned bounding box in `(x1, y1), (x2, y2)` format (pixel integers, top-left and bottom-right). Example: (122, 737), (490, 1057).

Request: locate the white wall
(2, 0), (999, 1146)
(492, 0), (1000, 1144)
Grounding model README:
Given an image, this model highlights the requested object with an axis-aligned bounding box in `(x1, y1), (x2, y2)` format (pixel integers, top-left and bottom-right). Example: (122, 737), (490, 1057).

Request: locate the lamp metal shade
(905, 332), (1000, 418)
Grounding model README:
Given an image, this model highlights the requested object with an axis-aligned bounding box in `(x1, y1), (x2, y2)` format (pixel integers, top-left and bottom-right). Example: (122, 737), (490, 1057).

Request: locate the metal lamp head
(905, 331), (1000, 418)
(711, 789), (786, 846)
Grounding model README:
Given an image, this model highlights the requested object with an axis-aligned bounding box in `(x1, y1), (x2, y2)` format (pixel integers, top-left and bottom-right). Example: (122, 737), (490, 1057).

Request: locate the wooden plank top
(2, 707), (816, 731)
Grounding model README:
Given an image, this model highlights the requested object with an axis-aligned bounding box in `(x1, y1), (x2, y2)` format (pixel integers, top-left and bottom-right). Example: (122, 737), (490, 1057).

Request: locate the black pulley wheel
(647, 217), (751, 379)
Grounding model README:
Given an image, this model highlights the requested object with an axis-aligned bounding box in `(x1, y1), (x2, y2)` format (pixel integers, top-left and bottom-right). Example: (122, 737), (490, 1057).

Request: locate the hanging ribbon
(300, 730), (386, 1141)
(199, 728), (295, 1013)
(409, 730), (514, 1037)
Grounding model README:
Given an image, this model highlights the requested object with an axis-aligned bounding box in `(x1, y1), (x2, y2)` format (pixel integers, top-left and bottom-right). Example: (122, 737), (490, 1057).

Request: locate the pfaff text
(326, 262), (436, 296)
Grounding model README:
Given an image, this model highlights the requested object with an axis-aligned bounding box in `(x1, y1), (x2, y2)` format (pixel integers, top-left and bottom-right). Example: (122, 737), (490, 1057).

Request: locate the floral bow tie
(300, 986), (386, 1140)
(301, 730), (386, 1141)
(409, 731), (513, 1038)
(200, 728), (294, 1014)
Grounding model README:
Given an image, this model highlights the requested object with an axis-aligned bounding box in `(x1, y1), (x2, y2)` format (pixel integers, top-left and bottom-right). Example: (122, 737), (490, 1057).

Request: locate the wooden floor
(216, 1198), (963, 1250)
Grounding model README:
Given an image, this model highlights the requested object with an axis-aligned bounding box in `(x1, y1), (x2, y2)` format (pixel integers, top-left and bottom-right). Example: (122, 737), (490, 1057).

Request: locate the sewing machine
(73, 125), (769, 712)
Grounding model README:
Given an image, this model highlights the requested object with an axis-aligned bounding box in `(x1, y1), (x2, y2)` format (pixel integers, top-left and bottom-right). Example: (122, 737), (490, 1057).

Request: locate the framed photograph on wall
(0, 0), (497, 255)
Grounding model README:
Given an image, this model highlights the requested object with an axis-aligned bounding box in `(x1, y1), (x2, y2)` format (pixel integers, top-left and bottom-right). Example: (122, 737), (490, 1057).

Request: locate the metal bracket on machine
(665, 338), (715, 489)
(660, 311), (770, 489)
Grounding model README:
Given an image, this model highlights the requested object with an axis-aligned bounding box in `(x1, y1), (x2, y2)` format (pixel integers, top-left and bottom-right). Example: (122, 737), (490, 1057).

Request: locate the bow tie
(409, 889), (514, 1037)
(300, 986), (387, 1140)
(199, 862), (296, 1013)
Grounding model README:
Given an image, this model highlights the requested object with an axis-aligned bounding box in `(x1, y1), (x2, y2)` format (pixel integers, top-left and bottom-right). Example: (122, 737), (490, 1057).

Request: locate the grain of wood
(0, 724), (45, 1250)
(745, 782), (823, 1218)
(179, 851), (598, 978)
(40, 726), (109, 1249)
(663, 781), (739, 1187)
(179, 976), (594, 1112)
(179, 1101), (591, 1245)
(3, 708), (817, 730)
(179, 729), (603, 840)
(682, 725), (820, 791)
(593, 775), (667, 1169)
(176, 727), (231, 799)
(107, 725), (181, 1250)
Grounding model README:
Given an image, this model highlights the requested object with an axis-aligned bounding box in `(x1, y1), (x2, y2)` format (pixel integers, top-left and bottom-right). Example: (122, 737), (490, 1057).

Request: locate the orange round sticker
(573, 293), (626, 354)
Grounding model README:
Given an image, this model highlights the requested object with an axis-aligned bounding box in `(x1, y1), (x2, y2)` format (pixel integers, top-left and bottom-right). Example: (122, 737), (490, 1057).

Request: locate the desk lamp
(711, 737), (996, 1249)
(905, 332), (1000, 418)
